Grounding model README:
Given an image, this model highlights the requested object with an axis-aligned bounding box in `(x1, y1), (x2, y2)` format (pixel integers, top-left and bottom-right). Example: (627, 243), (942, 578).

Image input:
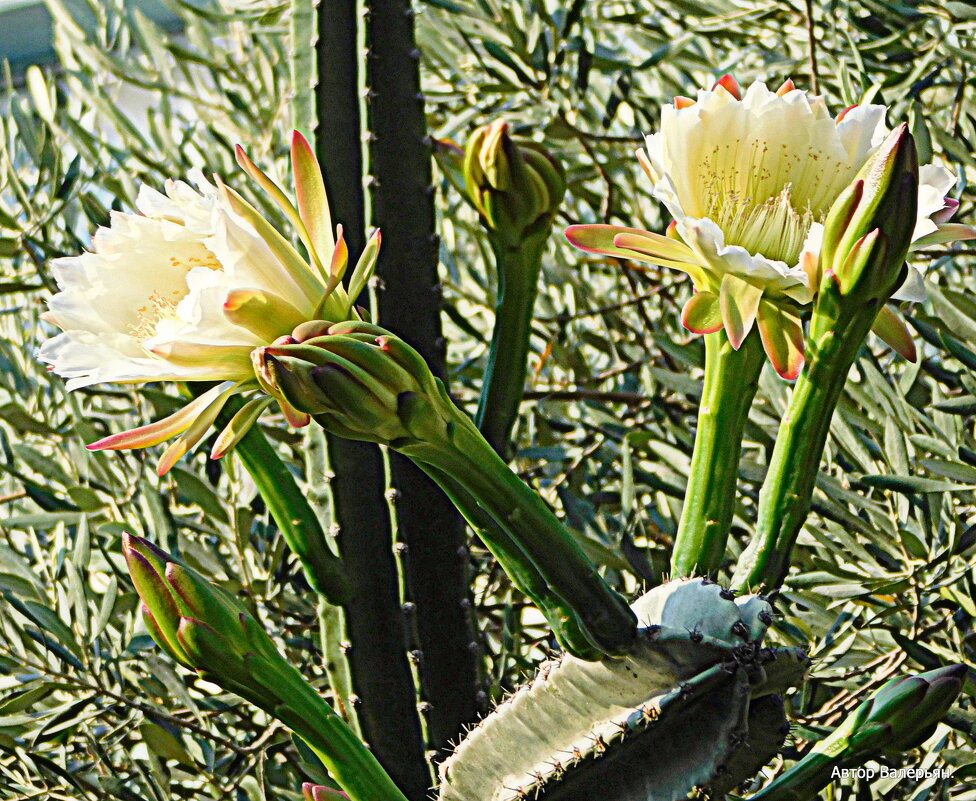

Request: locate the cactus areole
(438, 579), (809, 801)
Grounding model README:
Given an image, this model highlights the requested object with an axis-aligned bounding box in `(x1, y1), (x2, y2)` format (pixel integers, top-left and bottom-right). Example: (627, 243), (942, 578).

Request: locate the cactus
(437, 579), (810, 801)
(295, 0), (430, 793)
(362, 0), (481, 759)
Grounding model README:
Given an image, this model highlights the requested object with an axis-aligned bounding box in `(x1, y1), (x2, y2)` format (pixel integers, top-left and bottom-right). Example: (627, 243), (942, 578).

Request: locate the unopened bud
(820, 124), (919, 302)
(464, 120), (566, 247)
(253, 321), (458, 450)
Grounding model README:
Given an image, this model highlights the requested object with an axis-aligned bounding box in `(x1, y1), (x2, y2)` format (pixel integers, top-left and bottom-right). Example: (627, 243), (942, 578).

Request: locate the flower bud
(122, 534), (278, 691)
(464, 120), (566, 247)
(813, 664), (967, 761)
(303, 784), (349, 801)
(253, 321), (457, 450)
(820, 124), (919, 302)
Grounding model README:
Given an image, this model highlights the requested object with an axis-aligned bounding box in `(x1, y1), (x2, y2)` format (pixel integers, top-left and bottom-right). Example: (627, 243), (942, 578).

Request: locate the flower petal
(222, 288), (308, 342)
(87, 381), (236, 451)
(680, 291), (723, 334)
(157, 382), (242, 475)
(565, 224), (703, 278)
(871, 304), (917, 362)
(757, 301), (804, 380)
(910, 223), (976, 250)
(210, 395), (274, 459)
(235, 144), (325, 276)
(890, 266), (926, 303)
(719, 274), (763, 348)
(291, 130), (335, 267)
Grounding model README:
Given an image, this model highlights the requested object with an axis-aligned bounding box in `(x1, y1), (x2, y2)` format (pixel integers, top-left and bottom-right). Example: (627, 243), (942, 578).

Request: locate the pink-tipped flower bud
(819, 124), (919, 302)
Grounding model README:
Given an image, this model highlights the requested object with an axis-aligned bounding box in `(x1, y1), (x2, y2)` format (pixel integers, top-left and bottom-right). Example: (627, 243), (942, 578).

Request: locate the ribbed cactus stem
(732, 302), (878, 592)
(475, 235), (547, 457)
(305, 0), (430, 795)
(670, 328), (764, 577)
(363, 0), (481, 759)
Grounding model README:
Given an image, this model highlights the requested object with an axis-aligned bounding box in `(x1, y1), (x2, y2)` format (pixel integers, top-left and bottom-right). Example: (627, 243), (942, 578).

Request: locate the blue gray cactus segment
(437, 579), (807, 801)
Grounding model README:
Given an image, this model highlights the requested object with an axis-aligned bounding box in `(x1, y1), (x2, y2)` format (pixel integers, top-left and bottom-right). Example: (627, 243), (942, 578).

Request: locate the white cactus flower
(567, 76), (972, 379)
(39, 132), (380, 473)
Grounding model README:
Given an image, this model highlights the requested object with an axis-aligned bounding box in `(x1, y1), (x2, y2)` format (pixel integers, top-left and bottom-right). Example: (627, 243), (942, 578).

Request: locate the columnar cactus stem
(363, 0), (481, 760)
(301, 0), (430, 794)
(670, 329), (764, 577)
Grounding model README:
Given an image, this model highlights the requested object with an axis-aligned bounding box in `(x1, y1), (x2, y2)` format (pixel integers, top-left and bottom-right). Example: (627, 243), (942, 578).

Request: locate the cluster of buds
(251, 320), (459, 456)
(463, 120), (566, 248)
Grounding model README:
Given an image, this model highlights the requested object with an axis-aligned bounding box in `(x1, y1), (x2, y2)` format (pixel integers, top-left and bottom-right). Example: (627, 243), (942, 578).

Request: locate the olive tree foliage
(0, 0), (973, 799)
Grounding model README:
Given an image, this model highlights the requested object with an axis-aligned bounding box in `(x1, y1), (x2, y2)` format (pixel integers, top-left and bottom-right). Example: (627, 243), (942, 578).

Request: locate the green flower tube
(670, 328), (765, 577)
(252, 321), (637, 658)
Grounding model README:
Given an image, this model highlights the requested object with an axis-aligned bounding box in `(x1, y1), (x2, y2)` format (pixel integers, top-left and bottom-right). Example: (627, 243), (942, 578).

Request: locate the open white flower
(40, 132), (380, 474)
(567, 75), (972, 379)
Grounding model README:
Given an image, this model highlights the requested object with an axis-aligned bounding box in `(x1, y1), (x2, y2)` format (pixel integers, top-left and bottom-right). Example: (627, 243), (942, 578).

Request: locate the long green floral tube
(731, 313), (873, 592)
(464, 121), (566, 457)
(670, 328), (765, 577)
(122, 534), (408, 801)
(252, 320), (637, 658)
(733, 126), (919, 591)
(475, 237), (548, 457)
(748, 665), (966, 801)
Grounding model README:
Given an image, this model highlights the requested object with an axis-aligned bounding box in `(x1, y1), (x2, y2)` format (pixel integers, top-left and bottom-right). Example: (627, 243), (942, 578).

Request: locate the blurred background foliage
(0, 0), (975, 798)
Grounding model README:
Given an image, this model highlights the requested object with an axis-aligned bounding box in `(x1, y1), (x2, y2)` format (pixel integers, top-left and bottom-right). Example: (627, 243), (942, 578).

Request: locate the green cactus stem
(423, 463), (603, 661)
(437, 579), (808, 801)
(300, 0), (430, 794)
(670, 328), (765, 577)
(463, 124), (566, 457)
(412, 415), (636, 655)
